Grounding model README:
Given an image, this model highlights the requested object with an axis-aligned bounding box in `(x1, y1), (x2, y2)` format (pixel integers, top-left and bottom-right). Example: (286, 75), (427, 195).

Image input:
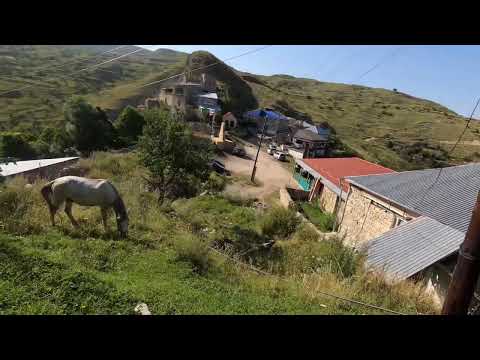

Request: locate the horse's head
(116, 216), (129, 238)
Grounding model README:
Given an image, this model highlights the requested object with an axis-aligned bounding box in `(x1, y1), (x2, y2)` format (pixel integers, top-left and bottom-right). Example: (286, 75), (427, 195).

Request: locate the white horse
(41, 176), (129, 237)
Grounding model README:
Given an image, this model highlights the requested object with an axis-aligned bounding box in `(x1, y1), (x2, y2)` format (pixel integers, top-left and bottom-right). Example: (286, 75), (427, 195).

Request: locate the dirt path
(218, 140), (299, 200)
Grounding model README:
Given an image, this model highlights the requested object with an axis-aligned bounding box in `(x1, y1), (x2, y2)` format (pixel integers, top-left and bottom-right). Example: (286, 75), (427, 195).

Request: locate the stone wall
(319, 186), (338, 214)
(339, 185), (400, 247)
(279, 187), (295, 209)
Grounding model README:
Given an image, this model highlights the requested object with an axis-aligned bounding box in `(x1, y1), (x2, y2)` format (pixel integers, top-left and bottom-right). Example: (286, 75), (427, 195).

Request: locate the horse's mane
(109, 182), (128, 220)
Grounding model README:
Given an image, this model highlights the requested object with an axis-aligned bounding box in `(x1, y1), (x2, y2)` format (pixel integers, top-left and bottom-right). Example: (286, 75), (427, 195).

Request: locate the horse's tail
(40, 180), (55, 208)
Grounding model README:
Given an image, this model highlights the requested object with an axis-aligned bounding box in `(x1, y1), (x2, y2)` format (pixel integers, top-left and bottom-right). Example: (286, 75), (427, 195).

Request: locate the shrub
(0, 177), (46, 234)
(259, 206), (300, 239)
(204, 172), (227, 193)
(174, 234), (212, 275)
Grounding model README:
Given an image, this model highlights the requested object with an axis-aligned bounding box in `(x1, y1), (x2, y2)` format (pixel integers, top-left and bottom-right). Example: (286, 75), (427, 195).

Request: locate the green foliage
(114, 106), (145, 144)
(299, 202), (335, 232)
(173, 234), (212, 275)
(0, 152), (438, 314)
(204, 172), (227, 193)
(64, 96), (116, 153)
(0, 132), (37, 160)
(138, 109), (214, 203)
(259, 206), (301, 239)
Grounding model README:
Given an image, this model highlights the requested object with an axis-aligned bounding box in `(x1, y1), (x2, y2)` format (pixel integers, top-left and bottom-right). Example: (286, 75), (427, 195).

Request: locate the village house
(0, 157), (79, 183)
(293, 157), (394, 216)
(157, 73), (219, 115)
(290, 129), (329, 158)
(243, 108), (290, 144)
(222, 112), (238, 129)
(337, 163), (480, 306)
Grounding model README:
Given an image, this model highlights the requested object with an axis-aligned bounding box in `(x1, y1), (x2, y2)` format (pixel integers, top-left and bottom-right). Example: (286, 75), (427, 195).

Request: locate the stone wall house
(292, 158), (394, 222)
(337, 163), (480, 308)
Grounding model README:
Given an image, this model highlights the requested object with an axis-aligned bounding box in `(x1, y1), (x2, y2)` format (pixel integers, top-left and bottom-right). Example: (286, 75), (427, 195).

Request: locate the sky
(138, 45), (480, 117)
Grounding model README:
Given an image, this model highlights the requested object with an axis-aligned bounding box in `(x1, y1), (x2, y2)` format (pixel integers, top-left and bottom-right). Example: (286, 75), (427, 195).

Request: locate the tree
(64, 96), (116, 153)
(114, 106), (145, 144)
(139, 109), (214, 204)
(0, 132), (37, 160)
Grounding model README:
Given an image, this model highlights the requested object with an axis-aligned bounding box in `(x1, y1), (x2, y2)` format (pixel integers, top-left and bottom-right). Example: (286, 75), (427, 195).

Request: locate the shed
(0, 157), (80, 182)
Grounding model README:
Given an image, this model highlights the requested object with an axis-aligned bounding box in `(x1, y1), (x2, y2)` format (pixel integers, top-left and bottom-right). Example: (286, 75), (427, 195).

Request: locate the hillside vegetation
(0, 151), (437, 314)
(1, 46), (479, 170)
(0, 45), (187, 135)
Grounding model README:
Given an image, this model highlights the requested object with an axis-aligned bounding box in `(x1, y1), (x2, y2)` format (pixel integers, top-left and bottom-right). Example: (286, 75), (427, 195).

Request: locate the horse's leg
(49, 205), (58, 227)
(64, 200), (79, 228)
(101, 207), (109, 232)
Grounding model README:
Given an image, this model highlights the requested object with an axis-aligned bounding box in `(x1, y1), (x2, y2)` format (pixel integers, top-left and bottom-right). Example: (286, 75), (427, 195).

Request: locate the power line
(138, 45), (273, 89)
(354, 46), (404, 83)
(415, 95), (480, 208)
(0, 45), (129, 89)
(208, 246), (406, 315)
(0, 48), (144, 97)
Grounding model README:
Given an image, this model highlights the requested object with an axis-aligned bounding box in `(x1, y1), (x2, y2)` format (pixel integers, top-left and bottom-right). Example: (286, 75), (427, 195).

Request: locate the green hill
(0, 45), (188, 133)
(1, 46), (479, 170)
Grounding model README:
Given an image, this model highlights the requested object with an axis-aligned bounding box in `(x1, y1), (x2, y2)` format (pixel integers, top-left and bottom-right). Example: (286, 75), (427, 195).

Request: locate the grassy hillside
(244, 74), (480, 170)
(1, 46), (479, 170)
(0, 151), (437, 314)
(0, 45), (188, 134)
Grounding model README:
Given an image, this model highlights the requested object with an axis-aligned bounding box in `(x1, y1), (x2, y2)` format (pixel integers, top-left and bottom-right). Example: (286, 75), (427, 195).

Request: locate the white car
(273, 151), (286, 161)
(267, 144), (277, 155)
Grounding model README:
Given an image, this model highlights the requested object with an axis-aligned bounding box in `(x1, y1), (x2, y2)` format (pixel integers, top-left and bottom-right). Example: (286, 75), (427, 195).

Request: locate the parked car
(209, 160), (230, 176)
(273, 151), (286, 161)
(232, 147), (246, 157)
(267, 144), (277, 155)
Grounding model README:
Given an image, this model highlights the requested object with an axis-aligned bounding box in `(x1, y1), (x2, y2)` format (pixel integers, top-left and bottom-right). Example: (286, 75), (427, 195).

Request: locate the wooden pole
(251, 110), (268, 183)
(442, 191), (480, 315)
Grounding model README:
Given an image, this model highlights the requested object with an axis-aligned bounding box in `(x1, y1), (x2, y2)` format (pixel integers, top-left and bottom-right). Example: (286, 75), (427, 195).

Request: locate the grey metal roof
(198, 92), (218, 100)
(347, 163), (480, 233)
(0, 157), (79, 177)
(293, 128), (328, 142)
(363, 216), (465, 281)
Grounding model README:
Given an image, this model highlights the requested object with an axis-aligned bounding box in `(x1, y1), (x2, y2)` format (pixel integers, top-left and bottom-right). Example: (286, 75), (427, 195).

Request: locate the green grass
(0, 149), (439, 314)
(299, 202), (335, 232)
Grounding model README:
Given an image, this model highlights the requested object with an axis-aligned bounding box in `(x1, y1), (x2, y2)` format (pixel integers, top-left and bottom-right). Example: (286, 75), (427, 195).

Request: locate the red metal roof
(301, 157), (395, 192)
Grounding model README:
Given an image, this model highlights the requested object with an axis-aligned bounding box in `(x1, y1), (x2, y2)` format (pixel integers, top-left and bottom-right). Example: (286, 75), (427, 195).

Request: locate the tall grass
(0, 151), (439, 314)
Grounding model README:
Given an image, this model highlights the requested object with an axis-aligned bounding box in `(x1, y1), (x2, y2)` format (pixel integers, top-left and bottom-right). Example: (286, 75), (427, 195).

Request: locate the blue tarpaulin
(244, 109), (288, 121)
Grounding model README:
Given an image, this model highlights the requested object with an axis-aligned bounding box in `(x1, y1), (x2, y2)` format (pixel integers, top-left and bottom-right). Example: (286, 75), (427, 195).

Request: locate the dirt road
(218, 141), (298, 200)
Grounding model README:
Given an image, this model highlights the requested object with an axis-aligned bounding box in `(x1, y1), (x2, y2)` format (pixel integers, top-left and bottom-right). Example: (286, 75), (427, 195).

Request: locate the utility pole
(442, 191), (480, 315)
(251, 109), (268, 183)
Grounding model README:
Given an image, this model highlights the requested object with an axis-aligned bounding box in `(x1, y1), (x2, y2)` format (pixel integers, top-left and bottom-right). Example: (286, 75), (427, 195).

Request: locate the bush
(0, 177), (46, 234)
(259, 207), (300, 239)
(174, 234), (212, 275)
(114, 106), (145, 144)
(299, 202), (335, 232)
(204, 172), (227, 193)
(0, 132), (37, 160)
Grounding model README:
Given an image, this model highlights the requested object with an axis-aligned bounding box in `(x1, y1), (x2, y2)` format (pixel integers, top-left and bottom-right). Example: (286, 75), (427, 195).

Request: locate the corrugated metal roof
(347, 163), (480, 233)
(0, 157), (79, 177)
(198, 92), (218, 100)
(293, 128), (328, 142)
(363, 216), (465, 281)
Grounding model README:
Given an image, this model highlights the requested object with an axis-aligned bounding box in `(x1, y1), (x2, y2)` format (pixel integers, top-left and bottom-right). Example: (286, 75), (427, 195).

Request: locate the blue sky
(139, 45), (480, 117)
